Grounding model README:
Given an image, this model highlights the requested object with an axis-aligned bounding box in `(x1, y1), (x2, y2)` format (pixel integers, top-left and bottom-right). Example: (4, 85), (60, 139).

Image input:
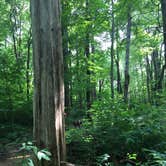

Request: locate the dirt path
(0, 154), (27, 166)
(0, 160), (13, 166)
(0, 148), (26, 166)
(0, 153), (18, 166)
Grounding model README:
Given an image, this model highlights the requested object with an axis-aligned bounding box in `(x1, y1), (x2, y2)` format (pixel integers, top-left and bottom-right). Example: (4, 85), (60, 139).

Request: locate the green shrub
(0, 100), (33, 126)
(143, 149), (166, 166)
(20, 142), (52, 166)
(66, 99), (166, 165)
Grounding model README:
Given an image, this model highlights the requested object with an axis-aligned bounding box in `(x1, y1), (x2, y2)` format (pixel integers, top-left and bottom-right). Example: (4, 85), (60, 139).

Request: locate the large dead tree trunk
(30, 0), (66, 165)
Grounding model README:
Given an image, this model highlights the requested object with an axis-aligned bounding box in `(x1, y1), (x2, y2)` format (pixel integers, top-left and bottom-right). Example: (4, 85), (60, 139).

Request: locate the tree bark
(85, 0), (91, 109)
(124, 7), (132, 103)
(26, 27), (32, 101)
(62, 12), (71, 112)
(85, 32), (91, 109)
(110, 0), (115, 99)
(30, 0), (66, 165)
(116, 51), (122, 94)
(91, 37), (97, 103)
(10, 10), (18, 60)
(98, 80), (104, 100)
(146, 56), (151, 103)
(115, 29), (122, 94)
(161, 0), (166, 63)
(157, 0), (166, 89)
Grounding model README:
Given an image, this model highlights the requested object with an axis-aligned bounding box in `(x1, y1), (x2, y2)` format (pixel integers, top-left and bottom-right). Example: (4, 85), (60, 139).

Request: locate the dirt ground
(0, 154), (28, 166)
(0, 160), (13, 166)
(0, 148), (28, 166)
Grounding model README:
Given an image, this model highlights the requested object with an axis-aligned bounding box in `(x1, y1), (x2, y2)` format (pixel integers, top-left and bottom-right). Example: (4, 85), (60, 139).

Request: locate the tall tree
(115, 27), (122, 94)
(62, 1), (71, 112)
(85, 0), (91, 109)
(30, 0), (66, 165)
(124, 4), (132, 103)
(26, 27), (32, 101)
(146, 56), (152, 103)
(110, 0), (115, 99)
(158, 0), (166, 89)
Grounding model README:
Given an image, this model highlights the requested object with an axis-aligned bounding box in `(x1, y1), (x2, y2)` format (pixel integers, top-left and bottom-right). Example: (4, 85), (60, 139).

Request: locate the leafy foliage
(143, 149), (166, 166)
(66, 100), (166, 165)
(20, 142), (52, 166)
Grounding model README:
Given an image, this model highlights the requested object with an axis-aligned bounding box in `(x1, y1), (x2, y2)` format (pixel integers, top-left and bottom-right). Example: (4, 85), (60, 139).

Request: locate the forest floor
(0, 124), (32, 166)
(0, 160), (13, 166)
(0, 147), (26, 166)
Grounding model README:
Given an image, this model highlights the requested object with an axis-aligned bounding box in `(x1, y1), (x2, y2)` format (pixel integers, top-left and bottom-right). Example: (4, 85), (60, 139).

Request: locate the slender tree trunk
(116, 47), (122, 94)
(115, 28), (122, 94)
(152, 50), (160, 89)
(140, 63), (146, 102)
(146, 56), (151, 103)
(62, 0), (72, 112)
(26, 28), (32, 101)
(69, 55), (73, 108)
(10, 11), (18, 60)
(85, 32), (91, 109)
(124, 7), (132, 103)
(62, 21), (71, 111)
(110, 0), (115, 99)
(75, 46), (83, 109)
(98, 80), (104, 100)
(30, 0), (66, 165)
(18, 14), (22, 57)
(85, 0), (91, 109)
(91, 37), (97, 103)
(151, 49), (163, 90)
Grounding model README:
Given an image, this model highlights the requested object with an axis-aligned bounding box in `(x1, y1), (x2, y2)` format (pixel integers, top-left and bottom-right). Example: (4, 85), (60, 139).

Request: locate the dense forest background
(0, 0), (166, 165)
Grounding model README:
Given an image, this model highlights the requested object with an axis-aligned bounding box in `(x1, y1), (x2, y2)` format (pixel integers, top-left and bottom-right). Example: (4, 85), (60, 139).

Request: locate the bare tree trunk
(62, 18), (71, 112)
(91, 37), (97, 103)
(26, 27), (32, 101)
(75, 46), (83, 109)
(110, 0), (115, 99)
(124, 7), (132, 103)
(151, 49), (163, 90)
(85, 32), (91, 109)
(85, 0), (91, 109)
(146, 56), (151, 103)
(10, 11), (18, 60)
(161, 0), (166, 62)
(157, 0), (166, 89)
(98, 80), (104, 100)
(30, 0), (66, 165)
(115, 28), (122, 94)
(115, 46), (122, 94)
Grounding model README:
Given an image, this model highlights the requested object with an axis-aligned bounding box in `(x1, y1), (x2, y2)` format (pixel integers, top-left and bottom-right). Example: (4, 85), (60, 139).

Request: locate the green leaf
(27, 159), (34, 166)
(37, 151), (51, 161)
(40, 149), (52, 156)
